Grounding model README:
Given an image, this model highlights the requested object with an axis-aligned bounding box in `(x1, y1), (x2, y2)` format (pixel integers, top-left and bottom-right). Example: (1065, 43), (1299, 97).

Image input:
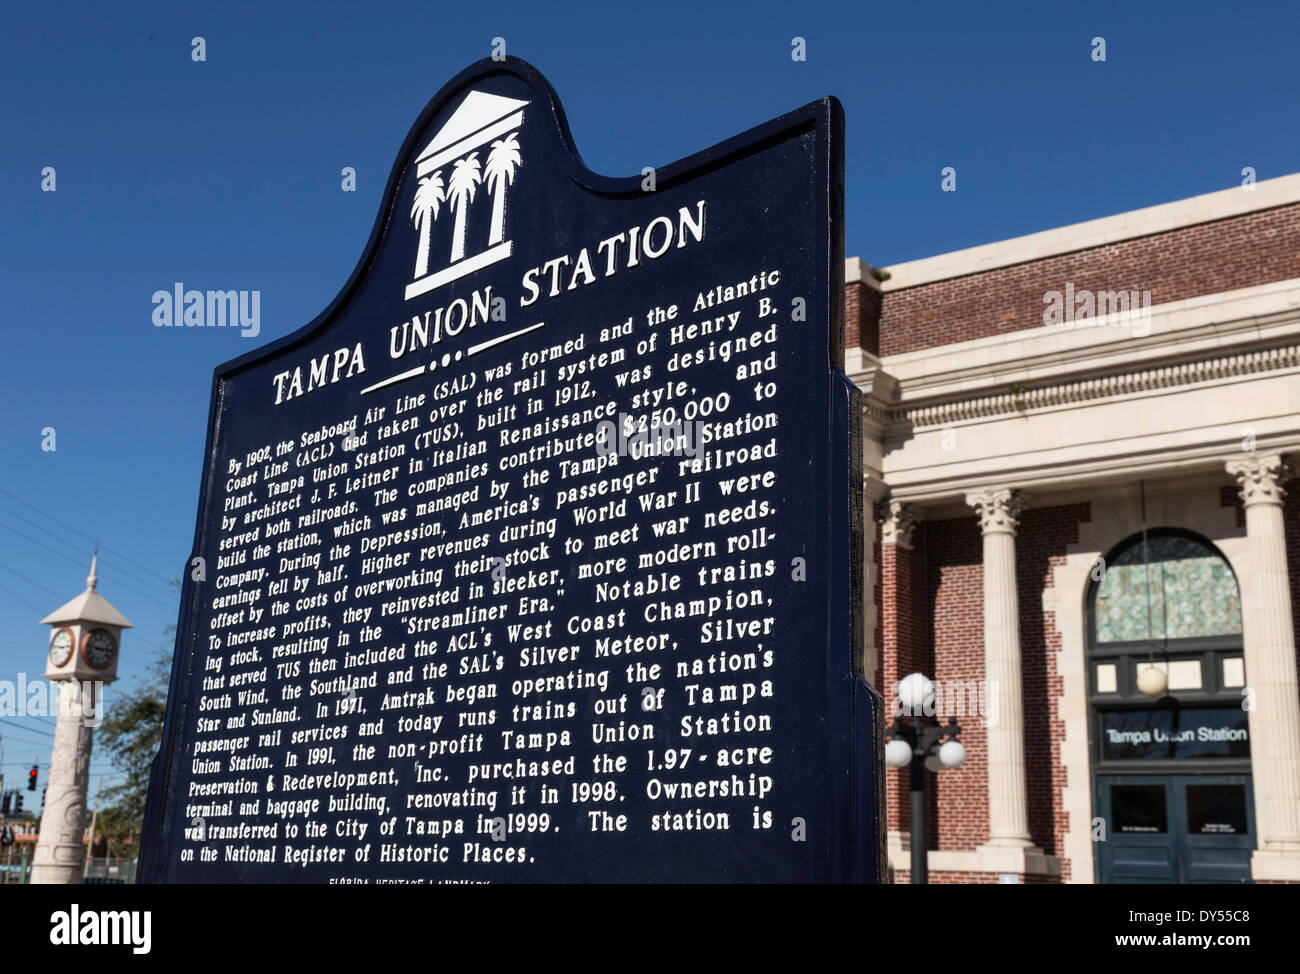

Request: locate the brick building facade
(848, 174), (1300, 883)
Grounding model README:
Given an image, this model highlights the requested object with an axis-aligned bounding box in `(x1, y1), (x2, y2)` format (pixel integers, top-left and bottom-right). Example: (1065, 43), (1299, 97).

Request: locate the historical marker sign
(140, 58), (883, 883)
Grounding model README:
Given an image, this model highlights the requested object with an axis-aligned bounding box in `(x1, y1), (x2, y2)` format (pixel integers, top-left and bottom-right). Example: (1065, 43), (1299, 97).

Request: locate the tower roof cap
(40, 555), (134, 628)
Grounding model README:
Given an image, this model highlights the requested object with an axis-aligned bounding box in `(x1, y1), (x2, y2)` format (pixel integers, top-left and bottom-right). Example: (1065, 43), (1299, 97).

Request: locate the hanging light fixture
(1135, 480), (1168, 698)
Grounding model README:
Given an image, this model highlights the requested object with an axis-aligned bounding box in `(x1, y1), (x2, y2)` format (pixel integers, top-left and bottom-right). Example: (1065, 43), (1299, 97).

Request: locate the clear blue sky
(1, 0), (1297, 810)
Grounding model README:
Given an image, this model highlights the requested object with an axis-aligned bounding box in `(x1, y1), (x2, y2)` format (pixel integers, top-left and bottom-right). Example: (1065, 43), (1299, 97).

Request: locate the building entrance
(1095, 773), (1253, 882)
(1087, 528), (1252, 884)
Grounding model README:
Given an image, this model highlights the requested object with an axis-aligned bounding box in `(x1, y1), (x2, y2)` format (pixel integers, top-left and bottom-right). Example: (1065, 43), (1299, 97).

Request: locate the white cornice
(845, 257), (882, 292)
(886, 436), (1300, 509)
(876, 277), (1300, 418)
(894, 342), (1300, 430)
(857, 276), (1300, 509)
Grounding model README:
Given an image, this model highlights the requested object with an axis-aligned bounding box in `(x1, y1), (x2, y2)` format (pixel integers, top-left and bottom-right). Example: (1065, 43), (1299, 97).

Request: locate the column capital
(882, 500), (923, 548)
(966, 488), (1024, 536)
(1226, 453), (1290, 507)
(862, 473), (889, 504)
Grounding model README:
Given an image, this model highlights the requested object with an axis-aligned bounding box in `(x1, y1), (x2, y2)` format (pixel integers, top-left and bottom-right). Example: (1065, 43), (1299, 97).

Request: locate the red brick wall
(877, 203), (1300, 357)
(1015, 504), (1089, 876)
(881, 504), (1089, 882)
(845, 280), (881, 356)
(915, 870), (1055, 884)
(880, 538), (904, 833)
(881, 517), (929, 837)
(923, 516), (986, 852)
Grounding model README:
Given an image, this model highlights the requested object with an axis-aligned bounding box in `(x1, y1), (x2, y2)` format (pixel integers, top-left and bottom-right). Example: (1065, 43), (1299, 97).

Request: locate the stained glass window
(1094, 533), (1241, 643)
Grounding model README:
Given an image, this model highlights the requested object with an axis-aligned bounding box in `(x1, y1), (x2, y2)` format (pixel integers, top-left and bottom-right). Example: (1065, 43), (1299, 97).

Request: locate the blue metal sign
(139, 57), (882, 883)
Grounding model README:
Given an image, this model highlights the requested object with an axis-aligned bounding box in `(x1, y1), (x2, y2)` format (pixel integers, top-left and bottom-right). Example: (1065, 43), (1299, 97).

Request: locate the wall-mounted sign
(1100, 707), (1249, 761)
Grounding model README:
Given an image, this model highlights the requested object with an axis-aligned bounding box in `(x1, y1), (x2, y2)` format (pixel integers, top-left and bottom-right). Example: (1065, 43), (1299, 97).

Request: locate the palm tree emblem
(485, 133), (522, 246)
(410, 171), (446, 279)
(447, 152), (483, 263)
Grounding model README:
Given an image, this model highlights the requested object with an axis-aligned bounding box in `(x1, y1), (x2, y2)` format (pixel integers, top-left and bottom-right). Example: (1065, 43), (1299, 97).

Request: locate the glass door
(1096, 774), (1253, 883)
(1180, 775), (1253, 883)
(1096, 775), (1176, 883)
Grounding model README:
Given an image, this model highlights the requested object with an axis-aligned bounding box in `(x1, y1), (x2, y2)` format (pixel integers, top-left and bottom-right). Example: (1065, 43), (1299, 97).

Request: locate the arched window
(1087, 528), (1245, 716)
(1087, 531), (1255, 883)
(1092, 531), (1242, 645)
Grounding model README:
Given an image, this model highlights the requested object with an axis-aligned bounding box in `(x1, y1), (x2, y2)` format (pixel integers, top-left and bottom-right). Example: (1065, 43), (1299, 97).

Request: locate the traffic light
(14, 793), (22, 813)
(1, 792), (10, 815)
(27, 765), (37, 791)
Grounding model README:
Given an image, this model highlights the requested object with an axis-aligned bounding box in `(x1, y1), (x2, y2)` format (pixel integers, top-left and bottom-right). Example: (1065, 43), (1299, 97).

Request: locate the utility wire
(0, 560), (63, 600)
(0, 731), (54, 747)
(0, 518), (176, 608)
(0, 521), (177, 610)
(0, 719), (54, 738)
(0, 580), (45, 614)
(0, 488), (176, 585)
(131, 634), (177, 654)
(0, 503), (175, 598)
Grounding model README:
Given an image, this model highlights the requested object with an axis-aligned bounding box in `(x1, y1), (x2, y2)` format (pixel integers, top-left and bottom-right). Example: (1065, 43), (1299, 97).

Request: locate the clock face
(49, 628), (75, 667)
(81, 628), (117, 670)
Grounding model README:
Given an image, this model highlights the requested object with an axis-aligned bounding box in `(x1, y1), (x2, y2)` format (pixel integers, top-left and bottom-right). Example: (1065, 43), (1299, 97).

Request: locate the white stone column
(860, 481), (889, 686)
(1226, 454), (1300, 879)
(30, 681), (96, 884)
(967, 488), (1035, 850)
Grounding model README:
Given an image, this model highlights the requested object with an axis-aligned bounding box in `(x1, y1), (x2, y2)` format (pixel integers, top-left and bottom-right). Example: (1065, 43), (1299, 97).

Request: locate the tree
(447, 152), (482, 262)
(410, 170), (445, 278)
(94, 804), (141, 860)
(485, 133), (521, 245)
(95, 621), (175, 855)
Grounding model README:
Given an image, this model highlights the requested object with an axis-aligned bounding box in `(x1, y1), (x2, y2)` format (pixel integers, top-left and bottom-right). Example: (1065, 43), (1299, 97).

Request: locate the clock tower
(30, 556), (132, 884)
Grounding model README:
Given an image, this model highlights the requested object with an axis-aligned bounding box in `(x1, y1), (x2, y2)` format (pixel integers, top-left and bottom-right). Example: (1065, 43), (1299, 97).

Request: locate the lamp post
(885, 673), (966, 884)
